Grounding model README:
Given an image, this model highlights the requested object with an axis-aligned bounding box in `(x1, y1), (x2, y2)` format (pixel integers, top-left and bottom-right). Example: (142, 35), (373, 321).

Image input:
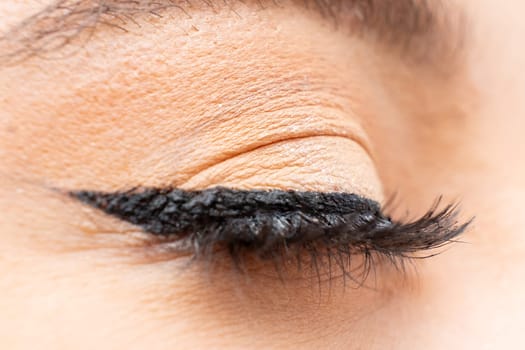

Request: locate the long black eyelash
(70, 186), (469, 280)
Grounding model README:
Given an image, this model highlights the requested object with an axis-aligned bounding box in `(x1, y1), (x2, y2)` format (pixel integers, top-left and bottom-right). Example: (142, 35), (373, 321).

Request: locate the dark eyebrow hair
(0, 0), (464, 64)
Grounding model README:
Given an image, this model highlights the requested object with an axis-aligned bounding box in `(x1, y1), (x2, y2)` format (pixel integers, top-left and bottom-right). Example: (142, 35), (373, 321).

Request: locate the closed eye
(5, 0), (470, 288)
(70, 186), (469, 283)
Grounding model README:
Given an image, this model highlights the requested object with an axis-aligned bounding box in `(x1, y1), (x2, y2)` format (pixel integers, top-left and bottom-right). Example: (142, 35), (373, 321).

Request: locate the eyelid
(180, 135), (384, 201)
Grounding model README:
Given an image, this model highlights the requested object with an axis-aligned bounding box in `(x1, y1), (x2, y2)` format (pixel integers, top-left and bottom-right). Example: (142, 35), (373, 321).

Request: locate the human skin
(0, 0), (524, 349)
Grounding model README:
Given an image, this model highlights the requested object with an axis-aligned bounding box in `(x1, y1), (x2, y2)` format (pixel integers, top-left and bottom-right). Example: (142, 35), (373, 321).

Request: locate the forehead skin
(0, 0), (525, 349)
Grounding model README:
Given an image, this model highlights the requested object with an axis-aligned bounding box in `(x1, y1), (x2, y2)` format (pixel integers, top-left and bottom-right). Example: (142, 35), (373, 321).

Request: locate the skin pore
(1, 0), (525, 349)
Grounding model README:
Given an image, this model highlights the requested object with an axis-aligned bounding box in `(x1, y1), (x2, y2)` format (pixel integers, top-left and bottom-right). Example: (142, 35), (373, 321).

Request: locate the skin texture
(0, 0), (524, 349)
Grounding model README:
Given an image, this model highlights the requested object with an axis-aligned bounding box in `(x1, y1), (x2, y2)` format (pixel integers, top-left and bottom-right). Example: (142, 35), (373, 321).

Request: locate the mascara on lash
(70, 187), (468, 259)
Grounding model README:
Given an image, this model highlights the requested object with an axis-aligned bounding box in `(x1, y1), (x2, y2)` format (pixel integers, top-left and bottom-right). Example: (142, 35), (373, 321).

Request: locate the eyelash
(70, 187), (469, 285)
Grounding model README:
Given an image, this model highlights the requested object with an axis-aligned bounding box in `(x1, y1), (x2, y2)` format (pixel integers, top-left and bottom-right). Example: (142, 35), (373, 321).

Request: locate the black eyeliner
(70, 187), (468, 260)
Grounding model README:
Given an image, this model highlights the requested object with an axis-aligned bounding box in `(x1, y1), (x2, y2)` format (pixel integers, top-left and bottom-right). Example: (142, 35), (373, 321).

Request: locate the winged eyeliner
(71, 187), (468, 264)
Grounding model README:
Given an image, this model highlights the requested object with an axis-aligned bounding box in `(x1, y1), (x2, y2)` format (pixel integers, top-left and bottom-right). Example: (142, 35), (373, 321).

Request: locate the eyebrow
(0, 0), (463, 64)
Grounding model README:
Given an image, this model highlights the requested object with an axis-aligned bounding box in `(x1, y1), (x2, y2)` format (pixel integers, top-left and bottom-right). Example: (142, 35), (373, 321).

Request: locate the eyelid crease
(179, 133), (374, 190)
